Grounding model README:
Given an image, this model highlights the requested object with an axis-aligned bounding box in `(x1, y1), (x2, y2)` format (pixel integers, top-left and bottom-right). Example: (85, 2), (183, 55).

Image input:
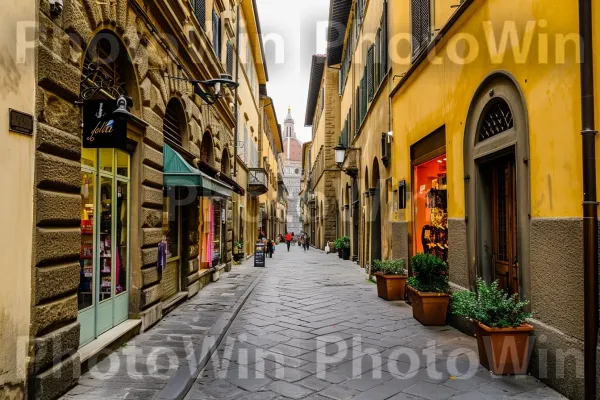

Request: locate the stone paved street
(63, 245), (566, 400)
(185, 245), (565, 400)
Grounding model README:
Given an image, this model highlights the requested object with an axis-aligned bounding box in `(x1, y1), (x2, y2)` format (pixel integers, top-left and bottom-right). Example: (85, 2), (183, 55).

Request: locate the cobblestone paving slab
(185, 246), (568, 400)
(61, 260), (263, 400)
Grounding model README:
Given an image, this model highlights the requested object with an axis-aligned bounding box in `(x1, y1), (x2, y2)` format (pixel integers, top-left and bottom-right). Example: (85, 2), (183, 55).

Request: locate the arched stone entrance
(463, 73), (530, 301)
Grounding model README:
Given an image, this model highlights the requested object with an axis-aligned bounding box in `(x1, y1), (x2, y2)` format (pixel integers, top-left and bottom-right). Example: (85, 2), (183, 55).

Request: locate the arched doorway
(352, 178), (359, 261)
(371, 159), (382, 264)
(464, 73), (530, 299)
(161, 98), (191, 303)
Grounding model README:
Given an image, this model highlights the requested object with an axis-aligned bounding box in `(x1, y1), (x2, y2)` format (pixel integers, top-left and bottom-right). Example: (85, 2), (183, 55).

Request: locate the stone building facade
(303, 55), (341, 250)
(281, 108), (303, 235)
(9, 0), (270, 398)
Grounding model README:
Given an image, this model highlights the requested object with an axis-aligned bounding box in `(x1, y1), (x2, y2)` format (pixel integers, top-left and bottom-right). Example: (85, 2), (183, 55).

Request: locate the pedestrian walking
(285, 232), (292, 252)
(304, 234), (310, 251)
(266, 238), (273, 258)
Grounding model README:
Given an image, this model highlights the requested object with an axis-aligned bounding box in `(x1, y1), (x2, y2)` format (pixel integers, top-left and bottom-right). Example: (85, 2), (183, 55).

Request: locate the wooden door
(491, 156), (519, 294)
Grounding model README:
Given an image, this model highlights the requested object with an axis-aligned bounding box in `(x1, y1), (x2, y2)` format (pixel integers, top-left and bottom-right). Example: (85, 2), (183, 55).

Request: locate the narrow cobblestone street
(64, 244), (565, 400)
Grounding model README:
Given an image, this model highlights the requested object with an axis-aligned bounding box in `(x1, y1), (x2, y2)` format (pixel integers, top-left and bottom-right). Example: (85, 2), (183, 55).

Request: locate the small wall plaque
(9, 109), (34, 135)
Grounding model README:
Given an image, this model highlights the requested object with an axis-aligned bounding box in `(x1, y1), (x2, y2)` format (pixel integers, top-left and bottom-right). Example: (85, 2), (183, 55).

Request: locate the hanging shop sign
(83, 100), (127, 148)
(9, 109), (34, 136)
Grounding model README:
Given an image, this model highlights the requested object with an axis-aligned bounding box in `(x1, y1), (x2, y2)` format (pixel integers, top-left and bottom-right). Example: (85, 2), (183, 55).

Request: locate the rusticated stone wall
(33, 0), (236, 398)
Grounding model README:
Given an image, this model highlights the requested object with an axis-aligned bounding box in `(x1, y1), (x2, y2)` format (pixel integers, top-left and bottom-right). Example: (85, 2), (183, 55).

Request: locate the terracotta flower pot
(474, 321), (535, 375)
(375, 273), (407, 301)
(407, 286), (450, 326)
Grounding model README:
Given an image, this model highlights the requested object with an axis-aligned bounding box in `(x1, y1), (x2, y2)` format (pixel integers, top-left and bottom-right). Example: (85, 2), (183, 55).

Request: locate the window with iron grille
(411, 0), (431, 56)
(226, 40), (234, 75)
(478, 99), (514, 142)
(163, 99), (185, 147)
(194, 0), (206, 31)
(367, 45), (374, 101)
(212, 10), (221, 59)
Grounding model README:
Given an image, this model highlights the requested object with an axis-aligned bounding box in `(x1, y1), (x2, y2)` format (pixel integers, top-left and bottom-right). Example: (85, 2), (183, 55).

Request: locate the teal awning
(163, 144), (233, 197)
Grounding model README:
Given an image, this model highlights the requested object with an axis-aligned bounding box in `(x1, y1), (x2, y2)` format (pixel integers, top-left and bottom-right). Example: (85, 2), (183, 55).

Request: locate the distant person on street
(304, 234), (310, 251)
(285, 232), (292, 252)
(266, 238), (274, 258)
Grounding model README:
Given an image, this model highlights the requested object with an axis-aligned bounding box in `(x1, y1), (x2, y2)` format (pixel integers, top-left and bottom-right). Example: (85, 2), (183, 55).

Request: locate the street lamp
(112, 95), (133, 122)
(335, 140), (346, 168)
(166, 73), (239, 105)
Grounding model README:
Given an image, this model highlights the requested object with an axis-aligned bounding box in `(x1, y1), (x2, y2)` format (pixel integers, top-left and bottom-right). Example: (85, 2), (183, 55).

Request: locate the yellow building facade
(387, 0), (594, 397)
(0, 1), (36, 397)
(321, 0), (599, 397)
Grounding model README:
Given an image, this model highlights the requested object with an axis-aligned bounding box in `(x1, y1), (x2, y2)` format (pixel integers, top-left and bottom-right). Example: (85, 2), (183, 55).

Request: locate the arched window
(163, 98), (188, 148)
(478, 98), (514, 142)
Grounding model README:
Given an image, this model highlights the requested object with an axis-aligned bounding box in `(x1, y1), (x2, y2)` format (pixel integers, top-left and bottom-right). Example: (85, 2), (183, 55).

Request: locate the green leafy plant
(334, 238), (343, 250)
(451, 278), (533, 328)
(373, 259), (406, 276)
(234, 241), (243, 250)
(340, 236), (351, 250)
(407, 253), (449, 293)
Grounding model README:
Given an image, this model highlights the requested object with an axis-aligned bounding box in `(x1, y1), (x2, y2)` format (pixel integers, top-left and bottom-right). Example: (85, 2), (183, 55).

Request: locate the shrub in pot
(373, 259), (408, 301)
(334, 238), (343, 258)
(451, 278), (534, 375)
(340, 236), (351, 260)
(407, 253), (450, 326)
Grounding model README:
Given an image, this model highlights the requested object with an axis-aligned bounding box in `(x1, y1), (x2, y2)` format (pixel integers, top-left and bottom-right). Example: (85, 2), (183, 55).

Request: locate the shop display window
(213, 199), (222, 265)
(78, 149), (130, 311)
(412, 154), (448, 262)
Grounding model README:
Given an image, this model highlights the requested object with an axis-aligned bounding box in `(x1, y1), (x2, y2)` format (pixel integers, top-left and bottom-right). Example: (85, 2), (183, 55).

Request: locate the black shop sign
(254, 241), (266, 268)
(83, 100), (127, 148)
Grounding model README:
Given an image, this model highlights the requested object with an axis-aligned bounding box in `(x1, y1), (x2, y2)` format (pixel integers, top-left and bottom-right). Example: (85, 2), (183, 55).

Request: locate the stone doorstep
(79, 319), (142, 373)
(161, 291), (189, 317)
(212, 263), (227, 282)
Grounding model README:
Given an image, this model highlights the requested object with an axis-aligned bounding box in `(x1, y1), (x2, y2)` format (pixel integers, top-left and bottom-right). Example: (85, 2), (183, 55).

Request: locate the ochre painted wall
(0, 1), (35, 397)
(392, 0), (582, 220)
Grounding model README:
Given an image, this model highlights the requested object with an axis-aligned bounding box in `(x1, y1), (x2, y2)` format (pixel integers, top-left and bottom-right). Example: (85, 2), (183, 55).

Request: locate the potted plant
(340, 236), (351, 260)
(373, 259), (408, 301)
(335, 238), (343, 258)
(233, 241), (244, 261)
(407, 253), (450, 326)
(451, 278), (534, 375)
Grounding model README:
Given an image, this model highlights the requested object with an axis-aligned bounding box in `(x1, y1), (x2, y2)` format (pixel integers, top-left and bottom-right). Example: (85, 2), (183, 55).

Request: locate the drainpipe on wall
(233, 3), (241, 177)
(578, 0), (598, 397)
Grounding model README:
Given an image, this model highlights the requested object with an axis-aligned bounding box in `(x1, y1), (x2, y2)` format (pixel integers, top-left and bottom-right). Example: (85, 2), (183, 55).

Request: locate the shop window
(412, 154), (448, 262)
(162, 187), (180, 259)
(79, 149), (130, 309)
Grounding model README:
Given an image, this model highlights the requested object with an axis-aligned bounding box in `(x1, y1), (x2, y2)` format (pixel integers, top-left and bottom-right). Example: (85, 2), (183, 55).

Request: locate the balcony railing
(248, 167), (268, 196)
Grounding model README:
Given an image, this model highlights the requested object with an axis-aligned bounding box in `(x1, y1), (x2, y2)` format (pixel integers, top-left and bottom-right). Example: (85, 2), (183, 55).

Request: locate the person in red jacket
(285, 232), (293, 252)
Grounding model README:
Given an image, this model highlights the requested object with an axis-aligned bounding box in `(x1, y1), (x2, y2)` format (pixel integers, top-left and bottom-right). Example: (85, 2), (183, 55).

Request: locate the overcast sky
(256, 0), (329, 143)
